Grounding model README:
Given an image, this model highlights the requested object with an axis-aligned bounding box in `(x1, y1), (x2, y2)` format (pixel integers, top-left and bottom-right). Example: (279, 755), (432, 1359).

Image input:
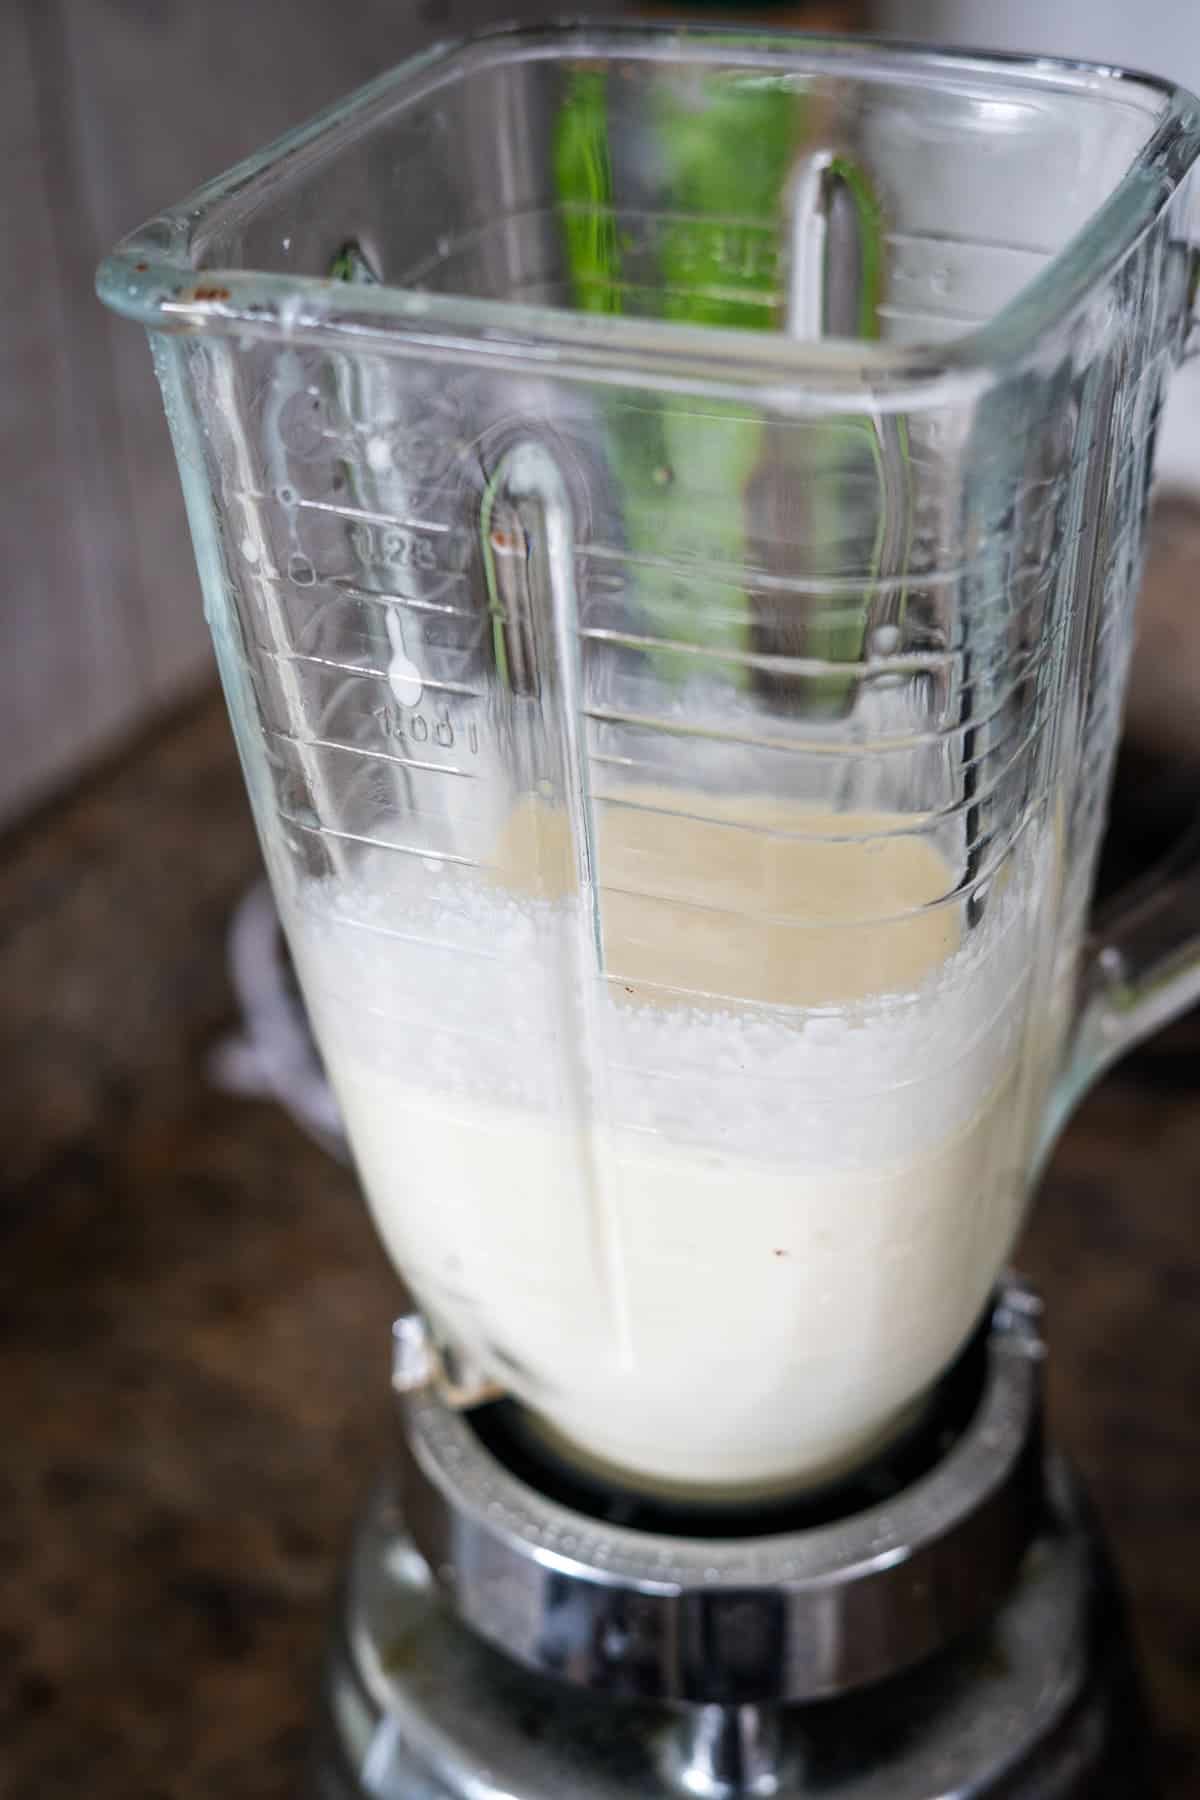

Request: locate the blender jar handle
(1046, 820), (1200, 1154)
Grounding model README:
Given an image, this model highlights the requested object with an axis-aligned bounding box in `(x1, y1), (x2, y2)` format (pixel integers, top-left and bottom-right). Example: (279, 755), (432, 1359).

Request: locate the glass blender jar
(100, 25), (1200, 1798)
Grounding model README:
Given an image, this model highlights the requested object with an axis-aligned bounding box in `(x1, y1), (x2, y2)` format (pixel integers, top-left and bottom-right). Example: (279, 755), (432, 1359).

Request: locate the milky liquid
(284, 794), (1047, 1496)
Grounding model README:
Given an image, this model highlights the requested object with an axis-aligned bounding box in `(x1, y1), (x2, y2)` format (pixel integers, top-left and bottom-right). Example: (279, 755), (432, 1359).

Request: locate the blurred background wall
(879, 0), (1200, 495)
(2, 0), (520, 829)
(3, 0), (1197, 830)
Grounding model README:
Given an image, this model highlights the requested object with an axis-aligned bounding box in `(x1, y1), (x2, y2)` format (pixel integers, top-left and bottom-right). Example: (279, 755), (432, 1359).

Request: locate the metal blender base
(311, 1461), (1151, 1800)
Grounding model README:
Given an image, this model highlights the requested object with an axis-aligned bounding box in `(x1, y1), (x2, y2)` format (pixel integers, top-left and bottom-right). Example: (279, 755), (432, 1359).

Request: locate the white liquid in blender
(285, 794), (1045, 1496)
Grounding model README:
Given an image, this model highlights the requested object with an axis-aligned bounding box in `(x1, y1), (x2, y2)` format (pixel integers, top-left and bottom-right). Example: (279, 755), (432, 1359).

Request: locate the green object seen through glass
(551, 68), (900, 703)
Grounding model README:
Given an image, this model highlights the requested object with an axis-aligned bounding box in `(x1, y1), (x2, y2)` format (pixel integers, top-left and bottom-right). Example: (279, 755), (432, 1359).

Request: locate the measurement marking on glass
(383, 608), (423, 707)
(593, 866), (1000, 933)
(261, 647), (485, 701)
(330, 579), (474, 618)
(286, 914), (507, 963)
(263, 724), (480, 780)
(578, 624), (952, 679)
(373, 706), (484, 755)
(590, 713), (1046, 813)
(577, 608), (1069, 695)
(584, 677), (1049, 756)
(580, 517), (1074, 595)
(236, 489), (456, 535)
(253, 569), (474, 616)
(579, 542), (981, 596)
(278, 813), (487, 868)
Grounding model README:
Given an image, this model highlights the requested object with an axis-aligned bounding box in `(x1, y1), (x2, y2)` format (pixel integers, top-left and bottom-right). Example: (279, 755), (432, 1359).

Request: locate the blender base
(310, 1455), (1153, 1800)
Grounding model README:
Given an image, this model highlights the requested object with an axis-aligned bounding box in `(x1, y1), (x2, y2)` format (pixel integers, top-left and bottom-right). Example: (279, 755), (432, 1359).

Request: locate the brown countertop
(2, 633), (1198, 1796)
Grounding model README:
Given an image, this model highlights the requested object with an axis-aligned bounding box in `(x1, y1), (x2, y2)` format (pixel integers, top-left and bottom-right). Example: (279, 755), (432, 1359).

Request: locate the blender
(98, 26), (1200, 1796)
